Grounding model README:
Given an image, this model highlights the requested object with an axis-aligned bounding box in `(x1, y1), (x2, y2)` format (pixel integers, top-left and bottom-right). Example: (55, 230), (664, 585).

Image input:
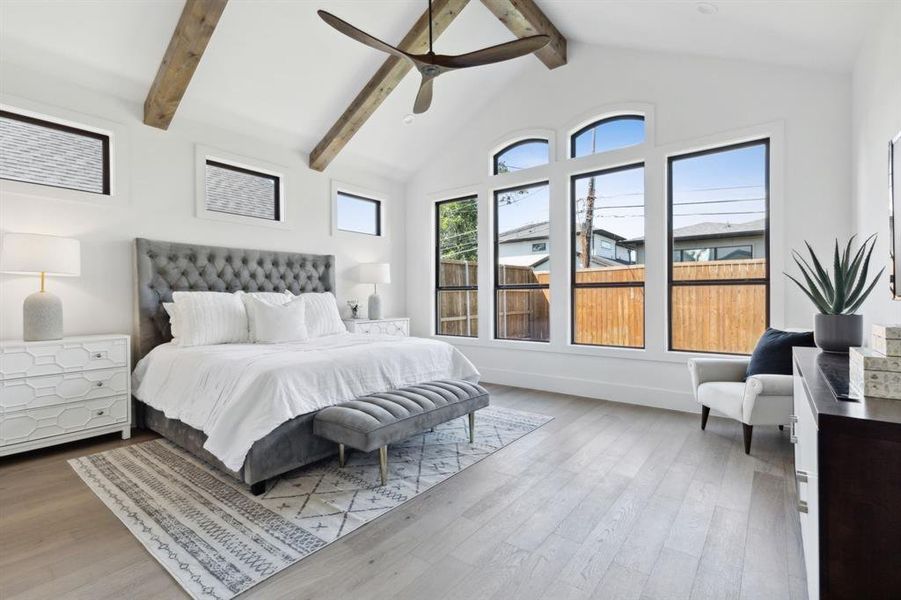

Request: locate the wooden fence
(437, 258), (767, 353)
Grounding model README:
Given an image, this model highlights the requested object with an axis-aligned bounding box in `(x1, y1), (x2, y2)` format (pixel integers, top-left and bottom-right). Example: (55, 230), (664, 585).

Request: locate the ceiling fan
(318, 1), (550, 114)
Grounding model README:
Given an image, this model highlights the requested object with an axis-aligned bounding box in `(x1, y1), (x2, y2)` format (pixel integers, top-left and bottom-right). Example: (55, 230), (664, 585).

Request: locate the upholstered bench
(313, 380), (489, 485)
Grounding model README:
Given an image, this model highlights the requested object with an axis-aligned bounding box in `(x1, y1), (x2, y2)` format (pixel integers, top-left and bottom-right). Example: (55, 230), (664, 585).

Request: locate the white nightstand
(343, 318), (410, 337)
(0, 334), (132, 456)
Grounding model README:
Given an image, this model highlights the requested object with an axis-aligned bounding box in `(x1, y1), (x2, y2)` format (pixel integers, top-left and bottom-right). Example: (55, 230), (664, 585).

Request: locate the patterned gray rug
(69, 406), (551, 600)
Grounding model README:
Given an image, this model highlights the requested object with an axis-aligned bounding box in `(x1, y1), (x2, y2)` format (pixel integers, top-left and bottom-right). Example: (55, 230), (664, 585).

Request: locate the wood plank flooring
(0, 384), (804, 599)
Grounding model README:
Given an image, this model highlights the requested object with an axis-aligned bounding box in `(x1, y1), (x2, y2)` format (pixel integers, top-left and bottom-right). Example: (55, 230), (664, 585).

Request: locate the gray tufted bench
(313, 380), (489, 485)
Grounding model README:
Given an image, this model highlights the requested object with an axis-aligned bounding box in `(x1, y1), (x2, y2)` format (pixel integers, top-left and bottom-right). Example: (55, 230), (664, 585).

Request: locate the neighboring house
(497, 221), (636, 272)
(624, 218), (765, 264)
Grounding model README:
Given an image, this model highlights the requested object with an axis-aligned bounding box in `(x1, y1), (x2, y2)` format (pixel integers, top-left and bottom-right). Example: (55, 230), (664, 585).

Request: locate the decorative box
(872, 324), (901, 357)
(849, 347), (901, 400)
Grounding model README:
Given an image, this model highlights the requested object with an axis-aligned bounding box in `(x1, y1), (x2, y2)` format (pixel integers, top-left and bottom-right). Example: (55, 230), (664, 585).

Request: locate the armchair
(687, 357), (793, 454)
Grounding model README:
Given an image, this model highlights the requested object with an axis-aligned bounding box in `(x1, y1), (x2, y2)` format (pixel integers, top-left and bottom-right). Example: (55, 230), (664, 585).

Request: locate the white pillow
(242, 295), (309, 343)
(171, 291), (249, 346)
(302, 292), (346, 338)
(242, 290), (295, 306)
(162, 302), (180, 343)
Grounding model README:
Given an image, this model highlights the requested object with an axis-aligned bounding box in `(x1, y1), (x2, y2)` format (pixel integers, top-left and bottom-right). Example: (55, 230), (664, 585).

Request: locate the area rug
(69, 406), (551, 600)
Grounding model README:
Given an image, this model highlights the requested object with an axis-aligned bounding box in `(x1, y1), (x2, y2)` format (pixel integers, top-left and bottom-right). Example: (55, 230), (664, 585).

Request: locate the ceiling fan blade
(318, 10), (411, 62)
(413, 77), (434, 114)
(435, 35), (551, 69)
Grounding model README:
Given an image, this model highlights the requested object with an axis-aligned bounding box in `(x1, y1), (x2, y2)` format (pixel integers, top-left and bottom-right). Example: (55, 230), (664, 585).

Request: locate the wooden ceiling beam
(480, 0), (566, 69)
(309, 0), (471, 172)
(144, 0), (229, 130)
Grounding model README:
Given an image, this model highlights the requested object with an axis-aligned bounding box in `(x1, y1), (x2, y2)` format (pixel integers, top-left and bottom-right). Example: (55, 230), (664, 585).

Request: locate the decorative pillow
(240, 290), (295, 306)
(171, 291), (249, 347)
(303, 292), (346, 338)
(162, 302), (180, 343)
(746, 328), (816, 378)
(242, 295), (309, 343)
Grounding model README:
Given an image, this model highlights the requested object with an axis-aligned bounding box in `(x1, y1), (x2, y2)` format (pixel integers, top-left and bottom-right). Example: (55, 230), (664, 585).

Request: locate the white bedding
(132, 333), (480, 471)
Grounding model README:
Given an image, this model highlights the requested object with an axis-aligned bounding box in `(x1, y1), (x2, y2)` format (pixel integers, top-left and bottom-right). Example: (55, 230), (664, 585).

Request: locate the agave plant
(786, 235), (884, 315)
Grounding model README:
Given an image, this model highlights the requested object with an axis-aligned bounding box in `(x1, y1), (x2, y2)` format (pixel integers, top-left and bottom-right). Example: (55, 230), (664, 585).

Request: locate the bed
(132, 238), (478, 492)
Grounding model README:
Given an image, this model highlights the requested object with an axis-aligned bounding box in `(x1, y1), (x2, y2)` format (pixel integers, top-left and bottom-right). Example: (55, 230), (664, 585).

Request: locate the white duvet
(132, 333), (480, 471)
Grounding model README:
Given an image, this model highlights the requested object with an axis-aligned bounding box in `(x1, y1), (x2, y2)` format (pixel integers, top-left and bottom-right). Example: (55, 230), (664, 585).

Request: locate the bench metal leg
(379, 446), (388, 486)
(250, 480), (267, 496)
(469, 412), (475, 443)
(338, 443), (346, 467)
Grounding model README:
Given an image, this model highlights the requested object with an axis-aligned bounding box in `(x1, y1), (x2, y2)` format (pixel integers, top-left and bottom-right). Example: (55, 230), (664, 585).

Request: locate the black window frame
(666, 138), (770, 355)
(335, 190), (382, 236)
(570, 114), (645, 159)
(205, 159), (282, 221)
(492, 138), (549, 175)
(494, 180), (551, 343)
(569, 162), (646, 349)
(435, 196), (479, 338)
(0, 109), (111, 195)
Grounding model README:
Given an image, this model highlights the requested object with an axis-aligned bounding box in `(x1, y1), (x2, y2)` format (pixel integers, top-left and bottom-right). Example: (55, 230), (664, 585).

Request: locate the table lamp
(1, 233), (81, 341)
(358, 263), (390, 320)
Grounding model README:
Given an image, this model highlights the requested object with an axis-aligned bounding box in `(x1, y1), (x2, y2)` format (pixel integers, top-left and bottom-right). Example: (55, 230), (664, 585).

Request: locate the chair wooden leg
(469, 412), (475, 443)
(338, 443), (346, 467)
(742, 424), (753, 455)
(701, 406), (710, 431)
(379, 446), (388, 486)
(250, 480), (266, 496)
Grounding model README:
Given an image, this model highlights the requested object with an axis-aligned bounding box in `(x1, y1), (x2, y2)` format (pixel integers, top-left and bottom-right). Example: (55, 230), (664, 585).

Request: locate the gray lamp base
(368, 293), (382, 320)
(24, 291), (63, 341)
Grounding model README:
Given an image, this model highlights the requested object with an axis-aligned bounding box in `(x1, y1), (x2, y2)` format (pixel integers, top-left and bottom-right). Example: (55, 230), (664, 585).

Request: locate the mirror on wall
(892, 130), (901, 300)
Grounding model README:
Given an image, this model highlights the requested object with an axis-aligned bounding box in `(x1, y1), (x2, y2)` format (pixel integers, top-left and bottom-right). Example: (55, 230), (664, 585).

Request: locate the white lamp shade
(0, 233), (81, 276)
(358, 262), (390, 284)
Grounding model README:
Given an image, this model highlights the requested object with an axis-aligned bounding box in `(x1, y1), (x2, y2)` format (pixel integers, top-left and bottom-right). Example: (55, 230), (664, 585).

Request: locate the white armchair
(687, 357), (793, 454)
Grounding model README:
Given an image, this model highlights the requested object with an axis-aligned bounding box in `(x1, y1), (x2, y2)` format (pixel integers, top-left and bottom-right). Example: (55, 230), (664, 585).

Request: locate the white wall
(851, 2), (901, 332)
(0, 63), (407, 343)
(406, 43), (852, 412)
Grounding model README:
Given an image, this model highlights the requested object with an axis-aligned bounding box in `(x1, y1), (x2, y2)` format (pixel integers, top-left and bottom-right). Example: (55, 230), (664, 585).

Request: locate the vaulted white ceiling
(0, 0), (887, 179)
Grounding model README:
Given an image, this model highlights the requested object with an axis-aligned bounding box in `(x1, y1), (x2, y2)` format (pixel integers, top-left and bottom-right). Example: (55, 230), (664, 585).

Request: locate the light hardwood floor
(0, 384), (805, 600)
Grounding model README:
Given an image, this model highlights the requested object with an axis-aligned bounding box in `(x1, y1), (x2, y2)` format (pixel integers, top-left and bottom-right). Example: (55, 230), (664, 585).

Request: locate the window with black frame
(435, 196), (478, 337)
(493, 139), (549, 175)
(495, 182), (550, 342)
(571, 115), (645, 159)
(571, 164), (645, 348)
(0, 109), (110, 195)
(668, 139), (769, 354)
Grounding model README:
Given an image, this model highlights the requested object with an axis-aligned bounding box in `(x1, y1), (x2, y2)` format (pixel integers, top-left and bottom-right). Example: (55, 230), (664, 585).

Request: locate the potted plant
(786, 235), (884, 353)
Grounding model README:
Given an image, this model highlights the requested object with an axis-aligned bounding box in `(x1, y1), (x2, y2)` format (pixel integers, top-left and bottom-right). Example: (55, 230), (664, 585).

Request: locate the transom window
(493, 138), (549, 175)
(495, 181), (550, 342)
(0, 109), (110, 195)
(337, 191), (382, 236)
(668, 139), (769, 354)
(205, 160), (281, 221)
(436, 196), (478, 337)
(571, 164), (645, 348)
(571, 115), (645, 159)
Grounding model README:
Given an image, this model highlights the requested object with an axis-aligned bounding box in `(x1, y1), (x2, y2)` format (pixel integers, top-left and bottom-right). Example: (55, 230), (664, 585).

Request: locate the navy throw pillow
(746, 328), (815, 378)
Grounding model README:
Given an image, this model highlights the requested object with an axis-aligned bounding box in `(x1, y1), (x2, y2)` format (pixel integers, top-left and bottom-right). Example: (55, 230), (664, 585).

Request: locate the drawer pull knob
(93, 353), (102, 359)
(95, 410), (105, 416)
(96, 382), (104, 387)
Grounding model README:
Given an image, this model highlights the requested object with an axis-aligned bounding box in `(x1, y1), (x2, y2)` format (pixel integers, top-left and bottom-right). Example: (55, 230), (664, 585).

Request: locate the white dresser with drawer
(343, 317), (409, 337)
(0, 334), (131, 456)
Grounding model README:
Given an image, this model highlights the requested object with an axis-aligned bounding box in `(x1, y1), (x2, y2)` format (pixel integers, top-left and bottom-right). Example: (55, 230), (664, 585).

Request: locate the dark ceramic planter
(814, 314), (863, 353)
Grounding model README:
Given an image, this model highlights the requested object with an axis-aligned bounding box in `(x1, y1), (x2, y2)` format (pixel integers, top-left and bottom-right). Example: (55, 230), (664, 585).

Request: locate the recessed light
(402, 114), (415, 125)
(696, 2), (718, 15)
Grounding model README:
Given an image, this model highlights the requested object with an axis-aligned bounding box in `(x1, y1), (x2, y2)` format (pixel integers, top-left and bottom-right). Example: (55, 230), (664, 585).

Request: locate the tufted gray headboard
(134, 238), (336, 359)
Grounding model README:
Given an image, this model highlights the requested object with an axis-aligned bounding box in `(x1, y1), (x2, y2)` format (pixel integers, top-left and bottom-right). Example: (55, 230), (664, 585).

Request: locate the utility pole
(580, 128), (597, 269)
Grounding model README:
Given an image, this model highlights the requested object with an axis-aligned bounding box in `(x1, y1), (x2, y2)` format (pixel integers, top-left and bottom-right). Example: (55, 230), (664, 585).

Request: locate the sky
(336, 192), (379, 235)
(495, 120), (767, 252)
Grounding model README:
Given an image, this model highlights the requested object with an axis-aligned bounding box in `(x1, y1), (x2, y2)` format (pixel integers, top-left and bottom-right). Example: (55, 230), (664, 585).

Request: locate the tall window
(495, 182), (550, 342)
(571, 115), (644, 158)
(0, 110), (110, 195)
(205, 160), (281, 221)
(436, 196), (478, 337)
(571, 164), (645, 348)
(493, 139), (549, 174)
(668, 140), (769, 354)
(337, 191), (381, 236)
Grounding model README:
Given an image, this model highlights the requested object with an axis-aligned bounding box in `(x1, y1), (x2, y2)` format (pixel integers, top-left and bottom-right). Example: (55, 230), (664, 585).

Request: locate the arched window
(493, 138), (549, 175)
(570, 115), (645, 158)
